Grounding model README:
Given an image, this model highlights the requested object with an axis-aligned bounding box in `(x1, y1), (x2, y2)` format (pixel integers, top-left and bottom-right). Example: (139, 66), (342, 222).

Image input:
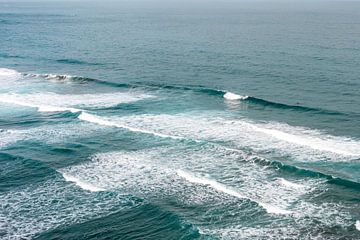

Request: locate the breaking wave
(177, 170), (291, 215)
(16, 70), (358, 117)
(0, 68), (21, 81)
(223, 92), (249, 100)
(0, 92), (153, 112)
(61, 172), (106, 192)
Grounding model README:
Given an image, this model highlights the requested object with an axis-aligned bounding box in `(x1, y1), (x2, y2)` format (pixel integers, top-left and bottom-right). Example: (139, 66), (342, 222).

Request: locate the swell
(247, 155), (360, 191)
(244, 96), (347, 116)
(55, 59), (103, 66)
(24, 72), (132, 88)
(0, 152), (56, 192)
(20, 71), (357, 117)
(125, 82), (354, 116)
(34, 202), (200, 240)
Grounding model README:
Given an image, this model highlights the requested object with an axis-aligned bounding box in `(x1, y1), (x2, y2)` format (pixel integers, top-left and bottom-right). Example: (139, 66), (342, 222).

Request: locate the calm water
(1, 1), (360, 239)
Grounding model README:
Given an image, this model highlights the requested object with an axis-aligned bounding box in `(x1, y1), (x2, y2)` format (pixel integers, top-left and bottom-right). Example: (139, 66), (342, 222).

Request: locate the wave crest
(0, 68), (21, 80)
(61, 172), (106, 192)
(223, 92), (249, 100)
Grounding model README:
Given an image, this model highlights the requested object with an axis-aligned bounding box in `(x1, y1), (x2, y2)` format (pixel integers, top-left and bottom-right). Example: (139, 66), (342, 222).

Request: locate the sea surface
(1, 1), (360, 239)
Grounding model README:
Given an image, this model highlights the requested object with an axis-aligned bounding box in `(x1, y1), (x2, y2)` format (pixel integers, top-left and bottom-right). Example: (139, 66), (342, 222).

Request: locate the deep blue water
(1, 1), (360, 239)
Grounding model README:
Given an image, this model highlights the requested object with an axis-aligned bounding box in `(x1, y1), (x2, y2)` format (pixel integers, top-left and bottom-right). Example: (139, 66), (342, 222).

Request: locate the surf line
(0, 96), (198, 141)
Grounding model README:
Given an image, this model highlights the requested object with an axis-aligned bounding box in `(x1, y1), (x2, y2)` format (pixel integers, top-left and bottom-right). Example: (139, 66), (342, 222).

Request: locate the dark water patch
(56, 59), (103, 66)
(34, 203), (201, 240)
(0, 111), (79, 129)
(2, 127), (171, 169)
(0, 18), (21, 25)
(0, 53), (24, 59)
(0, 152), (55, 192)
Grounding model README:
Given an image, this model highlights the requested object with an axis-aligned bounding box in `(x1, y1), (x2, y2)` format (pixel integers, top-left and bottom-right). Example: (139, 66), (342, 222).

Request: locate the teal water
(1, 1), (360, 239)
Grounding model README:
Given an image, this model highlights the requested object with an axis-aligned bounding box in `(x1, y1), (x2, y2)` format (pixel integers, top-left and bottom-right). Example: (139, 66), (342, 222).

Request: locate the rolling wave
(58, 146), (357, 239)
(120, 82), (352, 116)
(23, 72), (131, 88)
(16, 70), (357, 116)
(23, 73), (96, 83)
(60, 148), (301, 219)
(248, 155), (360, 190)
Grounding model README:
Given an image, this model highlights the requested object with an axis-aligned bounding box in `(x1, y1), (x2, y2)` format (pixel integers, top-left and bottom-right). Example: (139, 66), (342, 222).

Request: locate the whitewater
(1, 2), (360, 239)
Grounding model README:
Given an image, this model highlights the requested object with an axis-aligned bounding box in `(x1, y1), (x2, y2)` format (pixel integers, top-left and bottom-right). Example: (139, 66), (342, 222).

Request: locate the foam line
(250, 124), (359, 156)
(0, 91), (154, 110)
(78, 112), (188, 140)
(37, 105), (80, 113)
(61, 172), (105, 192)
(356, 220), (360, 231)
(177, 170), (291, 215)
(0, 97), (81, 113)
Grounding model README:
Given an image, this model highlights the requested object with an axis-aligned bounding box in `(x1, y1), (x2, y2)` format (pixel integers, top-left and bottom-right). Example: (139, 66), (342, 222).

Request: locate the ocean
(0, 1), (360, 239)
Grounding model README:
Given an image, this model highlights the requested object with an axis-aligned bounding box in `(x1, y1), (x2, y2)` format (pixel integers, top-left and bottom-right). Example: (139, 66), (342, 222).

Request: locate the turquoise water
(1, 1), (360, 239)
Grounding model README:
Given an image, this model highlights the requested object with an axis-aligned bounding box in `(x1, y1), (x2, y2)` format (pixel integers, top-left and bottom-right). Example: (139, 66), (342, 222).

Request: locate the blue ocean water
(1, 1), (360, 239)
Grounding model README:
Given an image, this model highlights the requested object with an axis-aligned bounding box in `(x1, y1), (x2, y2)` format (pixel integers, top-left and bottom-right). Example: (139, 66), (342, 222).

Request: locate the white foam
(57, 146), (357, 238)
(224, 92), (248, 100)
(61, 172), (105, 192)
(0, 97), (81, 113)
(177, 170), (291, 215)
(37, 105), (80, 113)
(356, 220), (360, 231)
(279, 178), (305, 189)
(0, 92), (153, 111)
(250, 124), (359, 157)
(0, 68), (21, 80)
(0, 91), (154, 120)
(0, 122), (108, 149)
(78, 112), (186, 140)
(78, 112), (116, 126)
(258, 202), (292, 215)
(111, 113), (360, 160)
(0, 176), (134, 239)
(177, 170), (245, 198)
